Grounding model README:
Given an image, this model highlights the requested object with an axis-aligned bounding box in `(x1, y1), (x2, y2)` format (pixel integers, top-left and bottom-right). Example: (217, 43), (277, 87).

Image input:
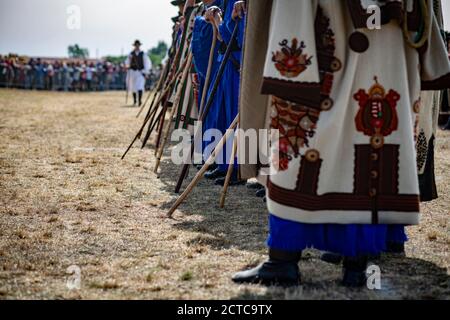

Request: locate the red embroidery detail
(354, 77), (400, 138)
(272, 38), (313, 78)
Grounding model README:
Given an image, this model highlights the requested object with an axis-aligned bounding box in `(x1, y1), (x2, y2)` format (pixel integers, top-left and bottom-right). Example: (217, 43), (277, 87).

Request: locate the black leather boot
(321, 252), (343, 265)
(246, 182), (264, 190)
(232, 249), (301, 286)
(204, 168), (226, 180)
(386, 242), (405, 254)
(342, 256), (368, 288)
(214, 177), (246, 186)
(256, 188), (266, 198)
(138, 90), (143, 106)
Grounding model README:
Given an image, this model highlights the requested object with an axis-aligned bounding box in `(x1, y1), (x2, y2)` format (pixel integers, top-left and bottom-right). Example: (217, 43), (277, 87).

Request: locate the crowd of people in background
(0, 54), (160, 91)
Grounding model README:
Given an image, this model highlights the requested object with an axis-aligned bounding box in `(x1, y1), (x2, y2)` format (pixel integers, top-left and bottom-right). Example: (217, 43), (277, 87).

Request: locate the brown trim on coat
(268, 178), (420, 213)
(379, 145), (400, 195)
(296, 154), (322, 194)
(261, 77), (321, 109)
(421, 72), (450, 91)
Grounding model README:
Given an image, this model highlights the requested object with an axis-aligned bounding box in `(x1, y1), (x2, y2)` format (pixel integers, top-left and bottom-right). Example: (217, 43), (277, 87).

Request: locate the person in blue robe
(191, 0), (224, 164)
(203, 0), (246, 184)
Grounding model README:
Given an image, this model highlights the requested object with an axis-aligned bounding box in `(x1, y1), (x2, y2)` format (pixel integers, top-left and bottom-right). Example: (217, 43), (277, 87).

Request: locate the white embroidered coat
(243, 0), (450, 225)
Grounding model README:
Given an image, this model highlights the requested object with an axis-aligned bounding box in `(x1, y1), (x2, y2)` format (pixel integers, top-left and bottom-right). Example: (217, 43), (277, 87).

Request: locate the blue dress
(268, 214), (407, 257)
(215, 0), (245, 173)
(191, 0), (224, 158)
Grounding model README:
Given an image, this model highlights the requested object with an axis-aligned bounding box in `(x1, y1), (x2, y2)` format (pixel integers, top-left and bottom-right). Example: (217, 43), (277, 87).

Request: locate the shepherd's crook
(154, 53), (193, 173)
(120, 63), (185, 160)
(174, 21), (240, 193)
(136, 62), (168, 118)
(125, 69), (130, 105)
(199, 24), (218, 115)
(219, 134), (237, 208)
(167, 115), (239, 218)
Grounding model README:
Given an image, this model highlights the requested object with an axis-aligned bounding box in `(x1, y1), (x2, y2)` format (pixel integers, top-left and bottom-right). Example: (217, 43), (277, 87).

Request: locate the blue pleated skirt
(267, 214), (407, 257)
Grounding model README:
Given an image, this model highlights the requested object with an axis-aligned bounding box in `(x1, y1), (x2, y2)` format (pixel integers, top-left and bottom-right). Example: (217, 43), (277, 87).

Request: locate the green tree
(104, 55), (128, 65)
(68, 44), (89, 59)
(148, 41), (168, 66)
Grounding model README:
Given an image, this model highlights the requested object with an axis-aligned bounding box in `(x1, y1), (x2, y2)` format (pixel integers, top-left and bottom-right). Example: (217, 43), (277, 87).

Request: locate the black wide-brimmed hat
(133, 40), (142, 46)
(170, 0), (185, 6)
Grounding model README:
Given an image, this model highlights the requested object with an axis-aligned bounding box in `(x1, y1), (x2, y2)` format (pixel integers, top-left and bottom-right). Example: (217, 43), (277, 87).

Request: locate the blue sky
(0, 0), (179, 57)
(0, 0), (449, 58)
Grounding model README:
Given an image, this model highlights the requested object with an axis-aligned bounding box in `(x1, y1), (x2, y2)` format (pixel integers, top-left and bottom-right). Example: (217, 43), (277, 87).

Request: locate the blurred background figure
(125, 40), (152, 106)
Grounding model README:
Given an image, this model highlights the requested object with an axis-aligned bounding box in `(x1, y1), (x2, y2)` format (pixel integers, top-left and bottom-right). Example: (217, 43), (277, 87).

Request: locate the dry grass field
(0, 89), (449, 300)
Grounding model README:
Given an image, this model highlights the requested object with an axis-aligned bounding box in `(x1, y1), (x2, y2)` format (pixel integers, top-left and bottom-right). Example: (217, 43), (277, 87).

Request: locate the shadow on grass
(149, 144), (450, 299)
(230, 255), (450, 300)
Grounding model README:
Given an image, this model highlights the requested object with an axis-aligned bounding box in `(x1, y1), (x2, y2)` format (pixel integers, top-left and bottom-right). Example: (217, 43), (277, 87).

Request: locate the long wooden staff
(154, 23), (218, 174)
(154, 52), (190, 153)
(139, 64), (177, 142)
(120, 63), (186, 160)
(167, 115), (239, 218)
(154, 53), (193, 173)
(136, 62), (169, 118)
(125, 69), (130, 105)
(122, 31), (192, 158)
(219, 133), (237, 208)
(139, 55), (181, 143)
(199, 25), (218, 115)
(140, 88), (172, 150)
(140, 24), (193, 151)
(174, 22), (240, 193)
(154, 101), (169, 153)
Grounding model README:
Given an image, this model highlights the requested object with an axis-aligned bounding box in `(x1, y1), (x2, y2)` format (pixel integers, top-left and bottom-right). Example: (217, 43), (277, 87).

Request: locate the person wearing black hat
(125, 40), (152, 106)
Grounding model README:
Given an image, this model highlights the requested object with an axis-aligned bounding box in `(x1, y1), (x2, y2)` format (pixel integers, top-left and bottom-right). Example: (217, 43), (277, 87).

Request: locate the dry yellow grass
(0, 89), (449, 300)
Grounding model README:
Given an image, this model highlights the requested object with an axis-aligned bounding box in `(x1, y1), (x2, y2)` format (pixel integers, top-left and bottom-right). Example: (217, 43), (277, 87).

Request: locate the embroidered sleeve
(261, 0), (320, 108)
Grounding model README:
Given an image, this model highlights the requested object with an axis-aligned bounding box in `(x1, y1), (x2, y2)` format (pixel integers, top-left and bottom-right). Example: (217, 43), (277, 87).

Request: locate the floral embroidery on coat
(272, 38), (313, 78)
(270, 96), (320, 171)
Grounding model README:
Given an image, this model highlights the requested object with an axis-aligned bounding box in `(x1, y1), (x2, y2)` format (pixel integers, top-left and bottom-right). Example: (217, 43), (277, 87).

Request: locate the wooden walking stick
(154, 51), (192, 152)
(154, 102), (169, 152)
(154, 23), (217, 173)
(139, 61), (177, 133)
(124, 41), (190, 154)
(141, 32), (194, 150)
(125, 69), (130, 105)
(141, 70), (175, 141)
(136, 61), (169, 118)
(137, 98), (161, 141)
(120, 65), (185, 160)
(174, 22), (240, 193)
(141, 104), (169, 148)
(154, 53), (193, 173)
(167, 115), (239, 218)
(140, 88), (172, 150)
(219, 133), (237, 208)
(198, 25), (218, 115)
(153, 54), (190, 152)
